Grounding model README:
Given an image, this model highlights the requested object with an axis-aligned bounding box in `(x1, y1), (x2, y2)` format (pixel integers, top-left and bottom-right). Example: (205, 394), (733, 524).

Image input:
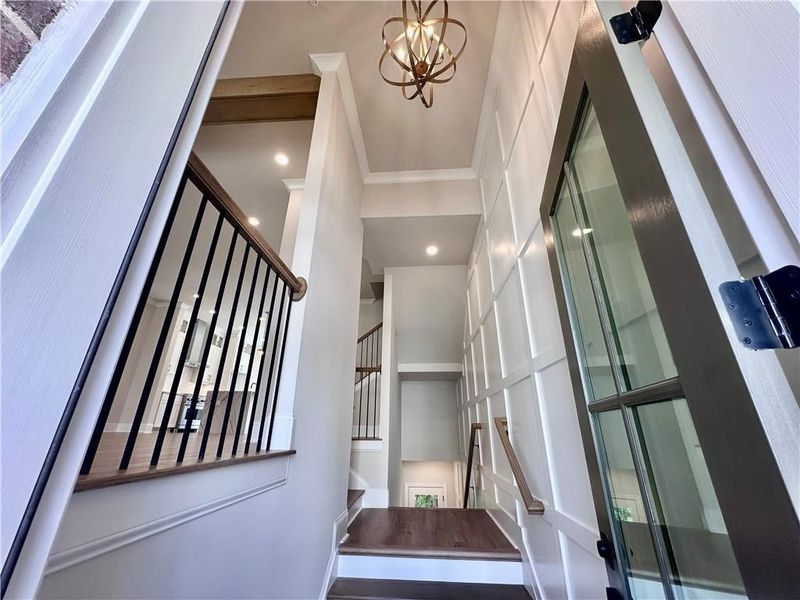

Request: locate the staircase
(328, 578), (531, 599)
(353, 323), (382, 440)
(327, 508), (530, 599)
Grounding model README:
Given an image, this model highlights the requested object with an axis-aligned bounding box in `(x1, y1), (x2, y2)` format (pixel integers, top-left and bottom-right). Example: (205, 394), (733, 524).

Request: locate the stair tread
(328, 578), (531, 600)
(340, 508), (521, 562)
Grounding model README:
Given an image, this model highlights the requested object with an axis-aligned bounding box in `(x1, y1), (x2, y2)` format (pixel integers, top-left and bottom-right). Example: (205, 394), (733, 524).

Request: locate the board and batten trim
(45, 457), (291, 576)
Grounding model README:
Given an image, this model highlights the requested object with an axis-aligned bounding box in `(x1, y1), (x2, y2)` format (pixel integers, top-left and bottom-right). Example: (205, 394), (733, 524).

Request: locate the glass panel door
(552, 97), (745, 600)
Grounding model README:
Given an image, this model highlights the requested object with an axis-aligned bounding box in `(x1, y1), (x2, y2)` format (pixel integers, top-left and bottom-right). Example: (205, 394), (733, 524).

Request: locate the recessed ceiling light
(192, 293), (200, 299)
(209, 309), (216, 315)
(426, 244), (439, 256)
(248, 216), (260, 226)
(274, 152), (290, 166)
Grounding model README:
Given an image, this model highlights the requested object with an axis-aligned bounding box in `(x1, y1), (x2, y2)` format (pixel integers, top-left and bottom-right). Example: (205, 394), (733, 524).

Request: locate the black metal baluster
(365, 333), (372, 440)
(151, 212), (224, 467)
(216, 258), (261, 458)
(119, 195), (208, 470)
(198, 245), (251, 460)
(248, 271), (280, 453)
(373, 328), (380, 438)
(357, 337), (364, 439)
(231, 269), (271, 455)
(177, 227), (238, 463)
(256, 281), (287, 452)
(266, 285), (293, 451)
(80, 173), (187, 475)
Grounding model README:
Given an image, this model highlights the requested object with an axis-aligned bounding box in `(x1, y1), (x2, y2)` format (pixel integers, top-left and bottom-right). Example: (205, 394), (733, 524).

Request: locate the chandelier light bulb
(379, 0), (467, 108)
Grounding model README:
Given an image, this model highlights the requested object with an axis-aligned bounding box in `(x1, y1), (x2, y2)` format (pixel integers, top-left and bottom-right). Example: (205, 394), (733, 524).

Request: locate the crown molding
(309, 52), (370, 181)
(308, 53), (484, 187)
(283, 178), (305, 191)
(364, 167), (476, 185)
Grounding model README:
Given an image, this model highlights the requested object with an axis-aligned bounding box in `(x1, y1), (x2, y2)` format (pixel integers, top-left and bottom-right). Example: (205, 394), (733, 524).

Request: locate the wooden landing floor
(328, 578), (531, 600)
(339, 508), (521, 561)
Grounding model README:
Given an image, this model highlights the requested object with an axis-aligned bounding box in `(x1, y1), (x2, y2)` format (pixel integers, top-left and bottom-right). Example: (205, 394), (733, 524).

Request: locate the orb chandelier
(379, 1), (467, 108)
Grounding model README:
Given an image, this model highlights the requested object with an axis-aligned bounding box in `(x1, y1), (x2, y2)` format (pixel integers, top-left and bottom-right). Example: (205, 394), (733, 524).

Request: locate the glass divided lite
(553, 99), (676, 399)
(633, 398), (745, 599)
(596, 410), (661, 596)
(553, 181), (617, 401)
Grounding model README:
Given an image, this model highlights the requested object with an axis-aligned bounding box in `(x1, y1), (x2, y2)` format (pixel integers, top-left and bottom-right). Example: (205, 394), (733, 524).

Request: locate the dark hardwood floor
(328, 578), (531, 600)
(339, 508), (521, 561)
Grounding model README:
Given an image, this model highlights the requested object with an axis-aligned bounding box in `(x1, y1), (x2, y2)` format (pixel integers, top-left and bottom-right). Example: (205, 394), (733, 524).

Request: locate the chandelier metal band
(379, 0), (467, 108)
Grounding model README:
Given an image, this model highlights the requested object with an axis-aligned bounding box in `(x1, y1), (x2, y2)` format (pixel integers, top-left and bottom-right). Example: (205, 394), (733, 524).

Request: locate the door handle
(606, 587), (625, 600)
(597, 532), (614, 562)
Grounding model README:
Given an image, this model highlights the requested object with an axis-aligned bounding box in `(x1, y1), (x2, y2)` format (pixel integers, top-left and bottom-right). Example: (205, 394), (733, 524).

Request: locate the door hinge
(720, 265), (800, 350)
(609, 1), (663, 44)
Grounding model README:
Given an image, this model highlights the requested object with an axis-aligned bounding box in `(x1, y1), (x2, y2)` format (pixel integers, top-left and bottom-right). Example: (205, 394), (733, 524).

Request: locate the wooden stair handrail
(462, 420), (545, 515)
(186, 152), (306, 299)
(358, 322), (383, 343)
(463, 423), (482, 508)
(494, 417), (545, 515)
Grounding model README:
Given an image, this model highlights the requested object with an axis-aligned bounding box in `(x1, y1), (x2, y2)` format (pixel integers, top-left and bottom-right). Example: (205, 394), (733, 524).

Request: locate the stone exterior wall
(1, 0), (66, 84)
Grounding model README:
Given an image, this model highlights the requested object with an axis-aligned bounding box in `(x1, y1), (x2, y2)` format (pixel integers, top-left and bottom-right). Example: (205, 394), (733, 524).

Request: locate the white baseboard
(351, 439), (383, 452)
(319, 509), (349, 599)
(337, 555), (523, 584)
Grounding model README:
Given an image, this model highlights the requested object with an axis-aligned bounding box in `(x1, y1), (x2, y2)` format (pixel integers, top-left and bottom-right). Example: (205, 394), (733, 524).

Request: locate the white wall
(401, 380), (459, 462)
(362, 179), (481, 219)
(38, 51), (365, 600)
(358, 299), (383, 337)
(401, 461), (459, 508)
(388, 265), (467, 364)
(460, 2), (608, 600)
(1, 2), (237, 595)
(193, 120), (313, 249)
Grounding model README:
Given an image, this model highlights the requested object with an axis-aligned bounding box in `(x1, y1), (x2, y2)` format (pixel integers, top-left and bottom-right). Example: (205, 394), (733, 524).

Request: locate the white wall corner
(319, 508), (349, 600)
(266, 414), (295, 451)
(362, 488), (390, 508)
(282, 178), (305, 191)
(348, 467), (369, 491)
(309, 52), (370, 181)
(351, 439), (384, 452)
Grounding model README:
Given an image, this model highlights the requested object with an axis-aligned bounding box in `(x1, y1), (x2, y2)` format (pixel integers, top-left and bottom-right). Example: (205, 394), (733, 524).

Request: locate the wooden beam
(202, 74), (319, 124)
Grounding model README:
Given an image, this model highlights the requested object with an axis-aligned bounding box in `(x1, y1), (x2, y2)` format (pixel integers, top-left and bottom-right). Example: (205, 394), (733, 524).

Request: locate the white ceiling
(193, 120), (313, 249)
(363, 214), (480, 271)
(219, 0), (499, 173)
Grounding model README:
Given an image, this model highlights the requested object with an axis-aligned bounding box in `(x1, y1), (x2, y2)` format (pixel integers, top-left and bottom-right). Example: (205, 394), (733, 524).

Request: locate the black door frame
(538, 2), (800, 599)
